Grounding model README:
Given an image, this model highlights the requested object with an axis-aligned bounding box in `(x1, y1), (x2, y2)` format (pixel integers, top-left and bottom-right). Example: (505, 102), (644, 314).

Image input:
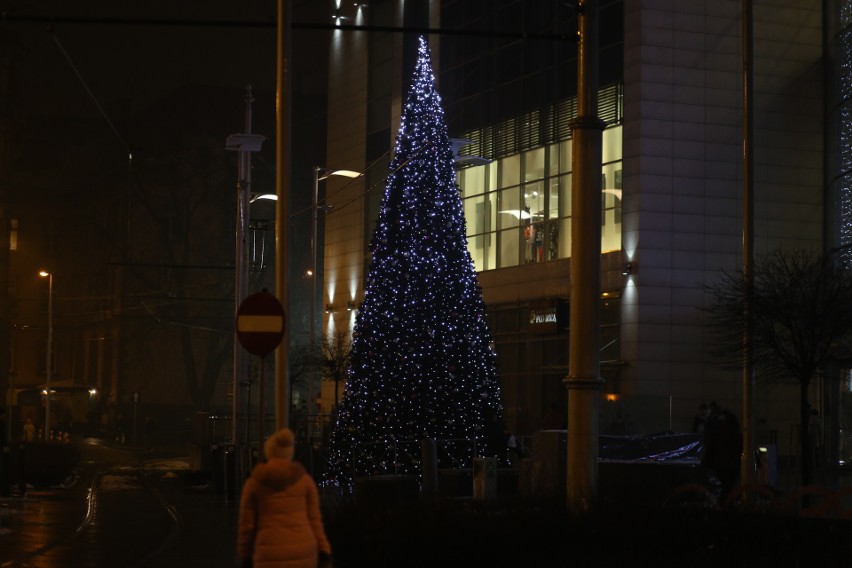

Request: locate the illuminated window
(457, 87), (623, 272)
(460, 126), (623, 272)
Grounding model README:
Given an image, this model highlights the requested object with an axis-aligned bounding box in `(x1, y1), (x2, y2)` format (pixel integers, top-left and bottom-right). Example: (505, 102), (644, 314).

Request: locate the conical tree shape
(324, 37), (503, 487)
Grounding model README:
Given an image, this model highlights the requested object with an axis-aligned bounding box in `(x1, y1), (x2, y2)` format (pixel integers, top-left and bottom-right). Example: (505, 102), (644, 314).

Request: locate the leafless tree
(286, 341), (312, 408)
(317, 329), (351, 411)
(705, 249), (852, 487)
(120, 129), (235, 412)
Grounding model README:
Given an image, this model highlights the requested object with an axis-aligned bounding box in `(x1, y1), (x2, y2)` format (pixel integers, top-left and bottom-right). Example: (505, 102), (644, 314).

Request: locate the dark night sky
(0, 2), (333, 408)
(2, 1), (334, 158)
(5, 1), (278, 122)
(2, 0), (332, 205)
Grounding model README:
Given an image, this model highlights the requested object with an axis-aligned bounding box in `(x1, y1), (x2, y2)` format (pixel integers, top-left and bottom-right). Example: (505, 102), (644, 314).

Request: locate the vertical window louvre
(494, 117), (517, 157)
(598, 83), (623, 125)
(455, 83), (622, 163)
(555, 98), (577, 141)
(481, 125), (494, 160)
(519, 110), (540, 152)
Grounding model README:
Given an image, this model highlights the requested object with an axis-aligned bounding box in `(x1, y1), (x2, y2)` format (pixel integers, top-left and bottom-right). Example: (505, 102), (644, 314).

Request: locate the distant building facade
(314, 0), (850, 468)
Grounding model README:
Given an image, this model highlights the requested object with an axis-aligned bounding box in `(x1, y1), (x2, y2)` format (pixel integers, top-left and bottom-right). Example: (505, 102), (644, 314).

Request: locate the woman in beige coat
(237, 428), (332, 568)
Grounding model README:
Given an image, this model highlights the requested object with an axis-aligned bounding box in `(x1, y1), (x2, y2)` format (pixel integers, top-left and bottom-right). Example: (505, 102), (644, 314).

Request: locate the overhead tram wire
(15, 15), (519, 228)
(4, 15), (574, 41)
(321, 134), (452, 217)
(47, 23), (137, 244)
(50, 28), (132, 158)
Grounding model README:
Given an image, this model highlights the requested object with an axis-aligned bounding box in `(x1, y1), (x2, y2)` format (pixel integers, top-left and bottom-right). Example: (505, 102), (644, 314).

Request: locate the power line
(49, 30), (133, 165)
(3, 14), (574, 41)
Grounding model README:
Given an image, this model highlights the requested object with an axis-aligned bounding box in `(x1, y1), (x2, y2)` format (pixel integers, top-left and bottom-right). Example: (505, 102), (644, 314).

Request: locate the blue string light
(323, 37), (504, 488)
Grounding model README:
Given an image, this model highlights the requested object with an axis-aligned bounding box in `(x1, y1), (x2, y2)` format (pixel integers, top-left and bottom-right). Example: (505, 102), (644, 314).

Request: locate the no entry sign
(236, 291), (285, 356)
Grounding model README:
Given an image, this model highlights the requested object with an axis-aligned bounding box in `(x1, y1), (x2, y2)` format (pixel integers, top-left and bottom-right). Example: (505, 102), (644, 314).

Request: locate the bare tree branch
(704, 248), (852, 486)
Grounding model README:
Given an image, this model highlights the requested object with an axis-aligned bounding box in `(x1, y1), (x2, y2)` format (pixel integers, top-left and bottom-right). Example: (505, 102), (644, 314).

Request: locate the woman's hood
(251, 458), (306, 491)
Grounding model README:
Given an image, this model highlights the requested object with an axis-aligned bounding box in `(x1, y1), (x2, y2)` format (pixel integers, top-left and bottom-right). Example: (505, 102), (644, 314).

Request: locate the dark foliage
(705, 249), (852, 378)
(704, 248), (852, 487)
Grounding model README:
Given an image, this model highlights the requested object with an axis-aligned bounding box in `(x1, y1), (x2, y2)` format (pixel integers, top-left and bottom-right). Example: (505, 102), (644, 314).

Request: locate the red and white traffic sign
(236, 291), (285, 356)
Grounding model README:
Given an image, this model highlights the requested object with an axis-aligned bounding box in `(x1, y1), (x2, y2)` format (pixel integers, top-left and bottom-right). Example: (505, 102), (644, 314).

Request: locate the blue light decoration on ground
(323, 37), (504, 488)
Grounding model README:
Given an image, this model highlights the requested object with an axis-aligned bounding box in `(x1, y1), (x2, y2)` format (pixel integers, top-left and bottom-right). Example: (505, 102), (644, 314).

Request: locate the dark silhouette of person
(701, 407), (742, 500)
(484, 410), (509, 465)
(692, 403), (710, 432)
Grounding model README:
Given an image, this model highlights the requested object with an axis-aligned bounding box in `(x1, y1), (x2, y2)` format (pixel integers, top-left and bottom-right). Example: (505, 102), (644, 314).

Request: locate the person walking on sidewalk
(237, 428), (332, 568)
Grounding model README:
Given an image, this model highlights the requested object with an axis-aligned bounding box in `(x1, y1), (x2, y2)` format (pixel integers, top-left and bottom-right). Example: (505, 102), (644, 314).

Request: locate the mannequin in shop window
(533, 220), (544, 262)
(523, 207), (535, 263)
(548, 222), (558, 260)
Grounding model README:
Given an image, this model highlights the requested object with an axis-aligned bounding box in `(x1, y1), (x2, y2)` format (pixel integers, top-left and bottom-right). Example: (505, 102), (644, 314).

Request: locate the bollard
(224, 445), (236, 501)
(420, 438), (438, 494)
(472, 456), (496, 500)
(0, 446), (10, 497)
(211, 444), (224, 494)
(18, 444), (26, 495)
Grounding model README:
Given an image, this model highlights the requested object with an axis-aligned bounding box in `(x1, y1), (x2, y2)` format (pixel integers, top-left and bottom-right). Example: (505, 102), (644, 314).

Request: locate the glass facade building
(322, 0), (836, 468)
(460, 125), (623, 272)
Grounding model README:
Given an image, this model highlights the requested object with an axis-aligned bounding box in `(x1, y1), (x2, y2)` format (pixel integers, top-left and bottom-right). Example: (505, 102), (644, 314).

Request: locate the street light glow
(38, 270), (54, 439)
(319, 169), (362, 181)
(307, 166), (362, 454)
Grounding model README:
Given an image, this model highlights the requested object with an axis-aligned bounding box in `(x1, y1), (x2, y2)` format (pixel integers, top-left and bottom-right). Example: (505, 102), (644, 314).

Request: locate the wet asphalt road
(0, 439), (240, 568)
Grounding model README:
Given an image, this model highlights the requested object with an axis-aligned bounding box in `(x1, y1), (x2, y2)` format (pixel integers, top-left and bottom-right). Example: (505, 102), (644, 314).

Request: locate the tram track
(2, 443), (187, 568)
(127, 462), (184, 568)
(0, 464), (100, 567)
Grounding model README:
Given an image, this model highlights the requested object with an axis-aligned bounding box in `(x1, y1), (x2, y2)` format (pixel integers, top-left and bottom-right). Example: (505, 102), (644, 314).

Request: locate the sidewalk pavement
(6, 439), (852, 568)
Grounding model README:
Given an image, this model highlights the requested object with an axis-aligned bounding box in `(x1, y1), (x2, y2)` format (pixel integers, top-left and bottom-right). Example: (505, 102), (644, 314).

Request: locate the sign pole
(236, 290), (286, 464)
(258, 355), (265, 451)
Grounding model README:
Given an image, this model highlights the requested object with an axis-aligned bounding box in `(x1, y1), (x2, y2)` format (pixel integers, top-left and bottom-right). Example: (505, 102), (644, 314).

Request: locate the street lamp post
(39, 270), (53, 439)
(225, 87), (265, 488)
(309, 167), (361, 452)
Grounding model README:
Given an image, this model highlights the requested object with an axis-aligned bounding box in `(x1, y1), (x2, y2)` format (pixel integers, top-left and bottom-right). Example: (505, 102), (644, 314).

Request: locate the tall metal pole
(741, 0), (755, 488)
(226, 88), (266, 494)
(307, 167), (359, 458)
(45, 273), (53, 439)
(275, 0), (292, 432)
(44, 272), (53, 436)
(232, 86), (255, 449)
(566, 0), (605, 511)
(309, 166), (320, 459)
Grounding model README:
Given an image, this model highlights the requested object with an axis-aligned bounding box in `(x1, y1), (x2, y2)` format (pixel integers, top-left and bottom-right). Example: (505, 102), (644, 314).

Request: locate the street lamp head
(250, 193), (278, 203)
(39, 270), (50, 277)
(317, 168), (363, 181)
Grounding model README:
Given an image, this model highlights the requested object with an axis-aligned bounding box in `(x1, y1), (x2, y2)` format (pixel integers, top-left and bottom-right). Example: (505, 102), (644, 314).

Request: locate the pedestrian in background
(484, 410), (511, 465)
(692, 403), (710, 432)
(22, 418), (35, 442)
(237, 428), (332, 568)
(701, 407), (742, 500)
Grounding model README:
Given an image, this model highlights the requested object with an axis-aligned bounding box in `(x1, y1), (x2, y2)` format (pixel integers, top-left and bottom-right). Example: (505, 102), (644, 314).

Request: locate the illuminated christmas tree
(324, 37), (503, 487)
